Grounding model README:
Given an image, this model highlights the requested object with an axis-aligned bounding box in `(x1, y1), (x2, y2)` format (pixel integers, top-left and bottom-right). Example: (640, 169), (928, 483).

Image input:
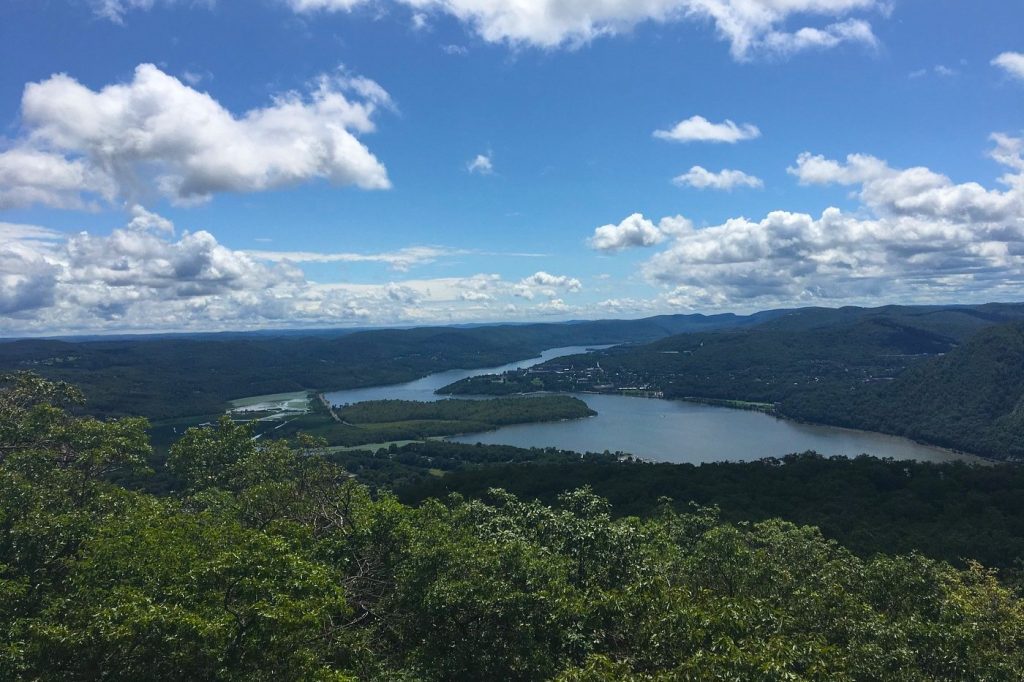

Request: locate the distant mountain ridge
(438, 303), (1024, 459)
(846, 322), (1024, 459)
(0, 310), (786, 419)
(665, 308), (1024, 459)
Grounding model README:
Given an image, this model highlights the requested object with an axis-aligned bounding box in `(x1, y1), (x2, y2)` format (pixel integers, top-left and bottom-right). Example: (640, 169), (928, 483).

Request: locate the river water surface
(323, 346), (979, 465)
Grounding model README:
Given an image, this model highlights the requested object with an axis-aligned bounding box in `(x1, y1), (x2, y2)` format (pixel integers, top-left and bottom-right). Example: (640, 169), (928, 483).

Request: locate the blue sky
(0, 0), (1022, 334)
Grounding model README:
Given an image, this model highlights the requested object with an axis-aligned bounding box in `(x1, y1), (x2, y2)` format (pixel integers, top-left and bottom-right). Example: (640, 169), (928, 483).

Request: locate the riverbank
(228, 395), (598, 449)
(679, 396), (776, 415)
(446, 384), (995, 464)
(222, 346), (998, 465)
(672, 395), (993, 463)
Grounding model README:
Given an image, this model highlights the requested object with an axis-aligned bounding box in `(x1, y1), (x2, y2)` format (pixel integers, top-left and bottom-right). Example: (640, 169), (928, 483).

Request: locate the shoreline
(443, 386), (996, 465)
(231, 345), (1006, 466)
(671, 393), (992, 464)
(664, 391), (990, 464)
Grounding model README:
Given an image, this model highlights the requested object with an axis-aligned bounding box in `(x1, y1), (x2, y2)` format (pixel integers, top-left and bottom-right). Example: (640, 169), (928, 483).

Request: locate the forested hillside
(443, 304), (1024, 459)
(0, 312), (775, 420)
(3, 373), (1024, 680)
(841, 322), (1024, 459)
(400, 448), (1024, 576)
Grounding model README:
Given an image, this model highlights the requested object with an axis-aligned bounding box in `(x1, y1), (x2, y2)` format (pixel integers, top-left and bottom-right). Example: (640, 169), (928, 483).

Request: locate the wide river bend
(323, 346), (979, 465)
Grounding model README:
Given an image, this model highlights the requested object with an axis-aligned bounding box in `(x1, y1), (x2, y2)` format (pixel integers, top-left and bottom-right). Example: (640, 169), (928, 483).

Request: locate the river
(323, 346), (979, 465)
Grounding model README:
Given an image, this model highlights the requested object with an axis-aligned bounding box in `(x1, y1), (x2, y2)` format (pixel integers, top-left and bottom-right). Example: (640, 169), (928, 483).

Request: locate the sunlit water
(324, 346), (981, 464)
(323, 346), (605, 405)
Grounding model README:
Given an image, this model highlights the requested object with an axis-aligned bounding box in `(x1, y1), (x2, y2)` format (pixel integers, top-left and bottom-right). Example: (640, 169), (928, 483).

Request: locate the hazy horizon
(4, 299), (1023, 341)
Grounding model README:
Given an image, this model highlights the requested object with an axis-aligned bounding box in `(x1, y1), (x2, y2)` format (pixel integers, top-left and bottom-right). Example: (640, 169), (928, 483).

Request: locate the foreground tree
(1, 373), (1023, 680)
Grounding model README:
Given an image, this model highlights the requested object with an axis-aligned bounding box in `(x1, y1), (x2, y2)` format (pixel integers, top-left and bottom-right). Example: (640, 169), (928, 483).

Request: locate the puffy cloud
(537, 298), (571, 313)
(126, 204), (176, 234)
(787, 151), (886, 185)
(93, 0), (881, 59)
(589, 213), (692, 252)
(616, 135), (1024, 308)
(519, 271), (582, 292)
(789, 145), (1023, 223)
(654, 116), (761, 144)
(467, 153), (494, 175)
(597, 297), (658, 314)
(992, 52), (1024, 81)
(0, 213), (338, 331)
(0, 63), (391, 210)
(65, 230), (293, 299)
(286, 0), (881, 58)
(991, 133), (1024, 174)
(92, 0), (883, 57)
(385, 283), (421, 304)
(590, 214), (664, 251)
(520, 270), (585, 296)
(0, 258), (59, 316)
(0, 149), (116, 210)
(757, 18), (876, 55)
(0, 223), (62, 315)
(673, 166), (763, 190)
(0, 215), (583, 334)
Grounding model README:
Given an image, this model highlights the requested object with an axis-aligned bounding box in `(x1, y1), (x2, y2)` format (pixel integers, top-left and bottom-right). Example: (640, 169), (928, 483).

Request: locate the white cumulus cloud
(992, 52), (1024, 81)
(91, 0), (883, 60)
(654, 116), (761, 144)
(673, 166), (763, 190)
(126, 204), (176, 235)
(789, 144), (1022, 223)
(589, 213), (692, 252)
(0, 63), (392, 210)
(758, 18), (876, 56)
(0, 214), (586, 334)
(286, 0), (882, 59)
(0, 223), (63, 315)
(0, 149), (117, 210)
(519, 271), (582, 292)
(631, 135), (1024, 308)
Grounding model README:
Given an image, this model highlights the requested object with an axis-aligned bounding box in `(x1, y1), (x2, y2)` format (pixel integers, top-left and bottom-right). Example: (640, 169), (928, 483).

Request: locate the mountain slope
(854, 322), (1024, 458)
(442, 304), (1024, 459)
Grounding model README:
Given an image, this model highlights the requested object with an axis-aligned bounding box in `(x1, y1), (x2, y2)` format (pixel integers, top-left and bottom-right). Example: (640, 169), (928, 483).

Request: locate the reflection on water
(451, 392), (976, 464)
(324, 346), (979, 464)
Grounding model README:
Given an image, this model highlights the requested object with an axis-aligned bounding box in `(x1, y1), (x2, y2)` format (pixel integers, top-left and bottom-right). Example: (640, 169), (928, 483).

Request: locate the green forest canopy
(3, 371), (1024, 680)
(258, 395), (596, 449)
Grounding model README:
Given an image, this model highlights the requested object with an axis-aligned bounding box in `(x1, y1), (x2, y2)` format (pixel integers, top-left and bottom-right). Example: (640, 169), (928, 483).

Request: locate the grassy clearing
(228, 391), (312, 420)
